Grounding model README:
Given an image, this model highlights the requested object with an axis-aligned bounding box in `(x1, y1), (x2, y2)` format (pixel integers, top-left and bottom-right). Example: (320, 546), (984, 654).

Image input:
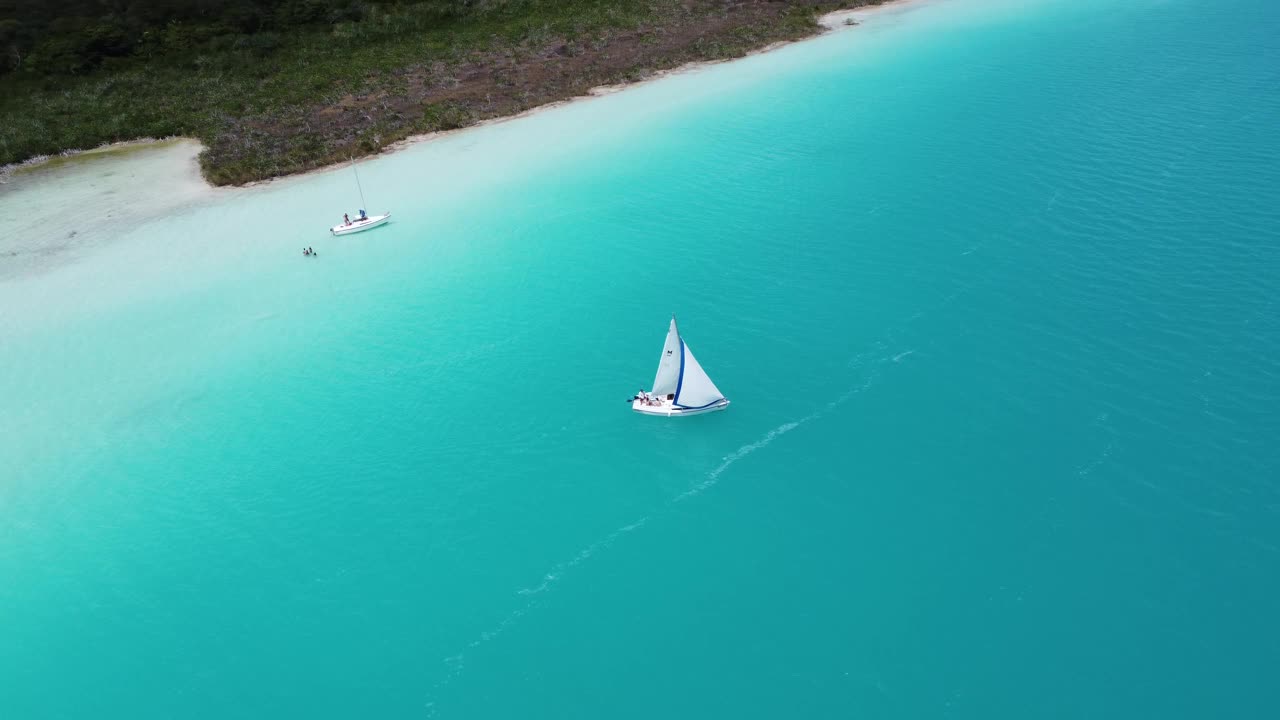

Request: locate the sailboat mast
(351, 157), (368, 210)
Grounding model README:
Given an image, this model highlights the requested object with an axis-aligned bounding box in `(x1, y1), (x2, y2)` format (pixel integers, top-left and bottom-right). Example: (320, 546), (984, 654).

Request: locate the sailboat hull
(632, 398), (730, 417)
(330, 212), (391, 236)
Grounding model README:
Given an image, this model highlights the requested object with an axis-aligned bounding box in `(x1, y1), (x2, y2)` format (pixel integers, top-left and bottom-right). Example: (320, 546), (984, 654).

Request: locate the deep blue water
(2, 0), (1279, 716)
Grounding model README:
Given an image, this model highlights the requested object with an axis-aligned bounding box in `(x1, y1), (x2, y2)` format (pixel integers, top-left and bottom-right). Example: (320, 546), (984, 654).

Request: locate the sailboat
(329, 158), (391, 236)
(631, 315), (730, 417)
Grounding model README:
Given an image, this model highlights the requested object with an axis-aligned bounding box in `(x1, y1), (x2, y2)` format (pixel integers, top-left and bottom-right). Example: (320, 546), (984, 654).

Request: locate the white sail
(673, 342), (725, 409)
(651, 317), (681, 396)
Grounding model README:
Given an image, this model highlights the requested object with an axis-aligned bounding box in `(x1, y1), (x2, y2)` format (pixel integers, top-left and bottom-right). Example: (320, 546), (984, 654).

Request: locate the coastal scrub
(0, 1), (886, 185)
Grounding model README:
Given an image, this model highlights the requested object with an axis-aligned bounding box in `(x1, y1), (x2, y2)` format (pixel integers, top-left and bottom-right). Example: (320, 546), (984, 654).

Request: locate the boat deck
(632, 396), (730, 417)
(330, 212), (391, 235)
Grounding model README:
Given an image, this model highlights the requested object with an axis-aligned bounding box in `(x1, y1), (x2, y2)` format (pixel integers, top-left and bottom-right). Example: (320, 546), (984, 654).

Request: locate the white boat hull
(330, 212), (391, 235)
(632, 397), (730, 417)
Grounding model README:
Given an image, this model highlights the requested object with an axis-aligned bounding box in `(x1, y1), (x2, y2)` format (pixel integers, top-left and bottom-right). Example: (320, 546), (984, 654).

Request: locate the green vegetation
(1, 1), (882, 184)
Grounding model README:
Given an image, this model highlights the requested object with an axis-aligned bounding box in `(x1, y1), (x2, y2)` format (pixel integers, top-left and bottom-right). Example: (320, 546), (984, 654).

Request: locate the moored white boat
(330, 212), (391, 235)
(329, 157), (392, 236)
(631, 316), (729, 417)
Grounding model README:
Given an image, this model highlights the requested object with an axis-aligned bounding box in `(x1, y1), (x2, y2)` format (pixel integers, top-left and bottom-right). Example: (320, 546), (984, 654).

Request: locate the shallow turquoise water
(3, 0), (1280, 716)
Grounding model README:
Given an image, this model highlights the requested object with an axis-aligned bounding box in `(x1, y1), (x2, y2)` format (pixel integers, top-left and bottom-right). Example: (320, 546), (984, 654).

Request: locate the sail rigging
(351, 157), (368, 211)
(639, 314), (727, 414)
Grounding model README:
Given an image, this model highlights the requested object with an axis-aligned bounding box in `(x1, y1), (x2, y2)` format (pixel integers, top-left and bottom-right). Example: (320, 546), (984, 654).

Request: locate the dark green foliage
(421, 102), (472, 132)
(0, 1), (882, 183)
(0, 1), (671, 76)
(0, 1), (384, 75)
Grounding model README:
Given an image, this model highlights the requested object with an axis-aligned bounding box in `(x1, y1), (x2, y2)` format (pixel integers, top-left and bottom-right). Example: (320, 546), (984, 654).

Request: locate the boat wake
(423, 345), (911, 714)
(672, 421), (803, 503)
(516, 517), (651, 596)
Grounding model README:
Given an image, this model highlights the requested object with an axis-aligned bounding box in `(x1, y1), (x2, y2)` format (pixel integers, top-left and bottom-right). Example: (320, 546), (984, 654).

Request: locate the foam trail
(425, 346), (907, 710)
(673, 421), (804, 503)
(422, 415), (820, 710)
(517, 517), (651, 596)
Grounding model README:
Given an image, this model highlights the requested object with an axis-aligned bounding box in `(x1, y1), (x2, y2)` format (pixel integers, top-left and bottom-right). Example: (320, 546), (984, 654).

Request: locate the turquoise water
(3, 0), (1280, 715)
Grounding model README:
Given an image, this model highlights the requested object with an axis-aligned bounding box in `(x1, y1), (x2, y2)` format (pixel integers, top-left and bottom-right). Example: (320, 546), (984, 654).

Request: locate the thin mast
(351, 157), (368, 210)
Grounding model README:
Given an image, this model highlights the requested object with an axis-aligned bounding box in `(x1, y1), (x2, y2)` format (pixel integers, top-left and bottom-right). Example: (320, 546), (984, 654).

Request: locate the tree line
(0, 1), (495, 76)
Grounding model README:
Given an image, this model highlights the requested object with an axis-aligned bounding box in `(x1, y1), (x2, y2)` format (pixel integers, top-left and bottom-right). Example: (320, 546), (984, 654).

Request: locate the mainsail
(651, 316), (681, 396)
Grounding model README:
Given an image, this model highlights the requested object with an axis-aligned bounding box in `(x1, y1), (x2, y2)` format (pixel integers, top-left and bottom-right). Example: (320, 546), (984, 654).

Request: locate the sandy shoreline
(1, 0), (922, 194)
(820, 0), (929, 28)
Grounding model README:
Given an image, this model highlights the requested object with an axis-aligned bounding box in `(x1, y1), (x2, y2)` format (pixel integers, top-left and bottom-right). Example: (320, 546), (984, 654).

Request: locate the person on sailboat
(343, 213), (352, 226)
(358, 209), (368, 221)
